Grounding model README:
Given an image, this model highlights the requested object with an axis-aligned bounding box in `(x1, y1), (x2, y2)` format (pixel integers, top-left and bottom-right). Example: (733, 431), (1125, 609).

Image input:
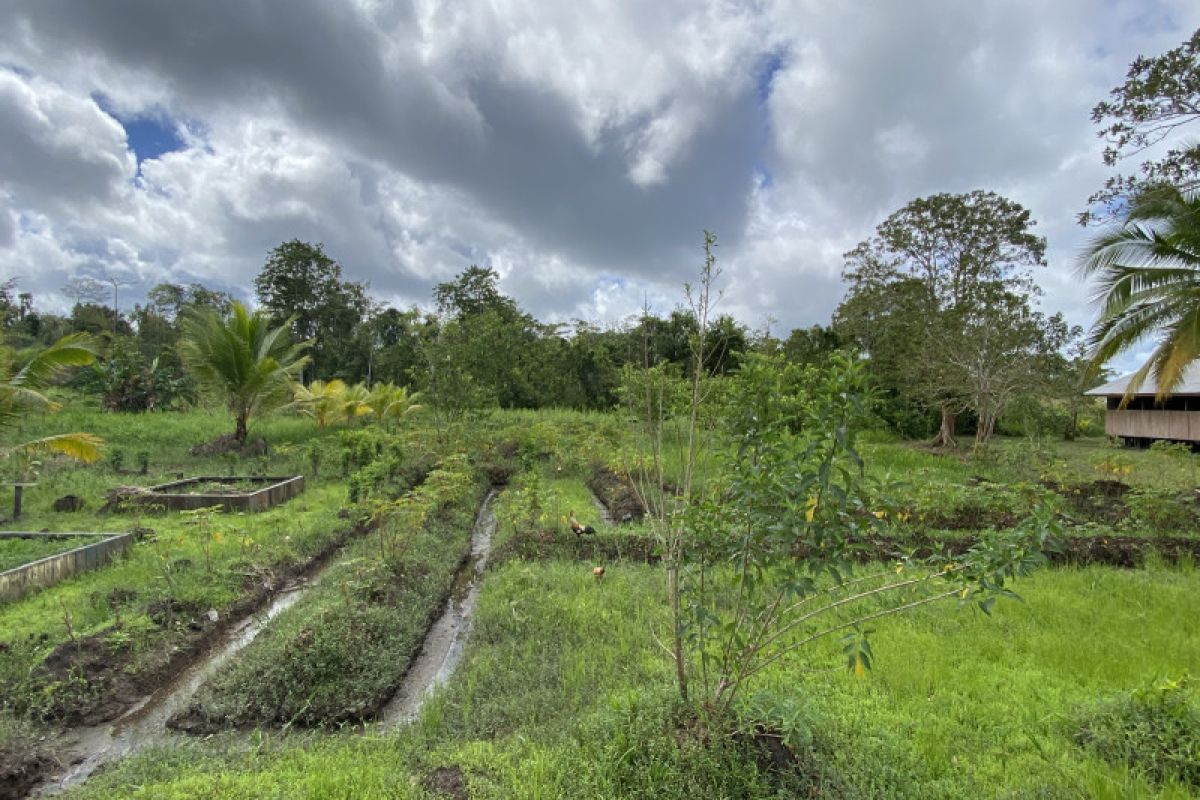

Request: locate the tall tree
(1083, 28), (1200, 225)
(839, 191), (1047, 446)
(254, 241), (369, 381)
(178, 302), (309, 444)
(945, 284), (1073, 447)
(1080, 185), (1200, 400)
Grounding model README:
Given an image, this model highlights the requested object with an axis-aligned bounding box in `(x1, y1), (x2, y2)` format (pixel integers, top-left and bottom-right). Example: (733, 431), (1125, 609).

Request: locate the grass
(0, 535), (94, 572)
(7, 403), (1200, 797)
(65, 559), (1200, 799)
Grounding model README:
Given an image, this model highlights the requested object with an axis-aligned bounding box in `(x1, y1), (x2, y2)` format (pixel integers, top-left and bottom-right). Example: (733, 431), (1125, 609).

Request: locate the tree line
(0, 218), (1091, 447)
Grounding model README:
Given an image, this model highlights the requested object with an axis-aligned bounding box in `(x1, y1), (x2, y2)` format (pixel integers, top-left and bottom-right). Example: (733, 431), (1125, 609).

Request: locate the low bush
(1074, 676), (1200, 789)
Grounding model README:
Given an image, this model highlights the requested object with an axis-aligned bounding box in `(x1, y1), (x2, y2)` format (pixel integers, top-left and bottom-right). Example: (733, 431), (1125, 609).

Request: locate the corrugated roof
(1085, 361), (1200, 396)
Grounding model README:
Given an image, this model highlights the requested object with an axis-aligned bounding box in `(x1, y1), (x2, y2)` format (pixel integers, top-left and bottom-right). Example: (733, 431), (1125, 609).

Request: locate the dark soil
(0, 738), (55, 800)
(922, 507), (1020, 530)
(51, 495), (84, 513)
(1048, 479), (1132, 525)
(423, 765), (469, 800)
(733, 725), (847, 797)
(188, 434), (268, 458)
(30, 521), (361, 727)
(587, 466), (646, 523)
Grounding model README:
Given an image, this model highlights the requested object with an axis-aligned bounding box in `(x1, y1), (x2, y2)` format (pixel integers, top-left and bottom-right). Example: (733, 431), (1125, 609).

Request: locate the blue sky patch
(755, 50), (786, 105)
(92, 93), (187, 168)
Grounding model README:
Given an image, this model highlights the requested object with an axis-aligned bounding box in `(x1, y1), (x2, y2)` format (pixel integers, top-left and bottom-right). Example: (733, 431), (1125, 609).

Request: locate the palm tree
(0, 333), (103, 466)
(179, 302), (309, 444)
(366, 382), (423, 428)
(289, 379), (371, 427)
(1081, 184), (1200, 401)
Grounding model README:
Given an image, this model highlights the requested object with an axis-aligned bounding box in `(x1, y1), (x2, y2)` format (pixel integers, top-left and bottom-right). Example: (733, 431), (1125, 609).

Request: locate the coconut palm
(366, 382), (423, 428)
(289, 379), (371, 427)
(0, 333), (103, 465)
(1081, 184), (1200, 400)
(179, 302), (309, 444)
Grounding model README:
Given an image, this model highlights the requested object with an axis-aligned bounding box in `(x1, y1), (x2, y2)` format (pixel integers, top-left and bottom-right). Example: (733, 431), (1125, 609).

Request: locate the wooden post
(12, 483), (34, 520)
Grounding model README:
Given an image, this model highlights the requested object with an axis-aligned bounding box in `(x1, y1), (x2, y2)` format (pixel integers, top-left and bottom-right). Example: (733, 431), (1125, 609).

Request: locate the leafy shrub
(1123, 488), (1197, 533)
(1074, 676), (1200, 788)
(82, 346), (195, 412)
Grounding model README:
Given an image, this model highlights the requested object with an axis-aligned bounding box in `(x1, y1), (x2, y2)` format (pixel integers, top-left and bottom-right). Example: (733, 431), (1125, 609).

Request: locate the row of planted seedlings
(168, 451), (490, 731)
(855, 440), (1200, 568)
(481, 413), (656, 568)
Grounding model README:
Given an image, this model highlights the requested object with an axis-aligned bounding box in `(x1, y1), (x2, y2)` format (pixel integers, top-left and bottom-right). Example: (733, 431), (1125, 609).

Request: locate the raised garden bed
(128, 476), (305, 513)
(0, 532), (135, 603)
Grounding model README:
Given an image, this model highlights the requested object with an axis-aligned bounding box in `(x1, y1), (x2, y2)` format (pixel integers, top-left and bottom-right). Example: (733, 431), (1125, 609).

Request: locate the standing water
(378, 489), (498, 726)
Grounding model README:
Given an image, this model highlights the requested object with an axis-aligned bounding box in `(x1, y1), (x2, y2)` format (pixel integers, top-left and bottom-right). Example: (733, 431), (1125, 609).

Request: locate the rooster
(568, 510), (596, 537)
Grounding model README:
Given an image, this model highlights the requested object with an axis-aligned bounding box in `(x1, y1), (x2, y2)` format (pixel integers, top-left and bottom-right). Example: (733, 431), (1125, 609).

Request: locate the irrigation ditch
(28, 483), (505, 797)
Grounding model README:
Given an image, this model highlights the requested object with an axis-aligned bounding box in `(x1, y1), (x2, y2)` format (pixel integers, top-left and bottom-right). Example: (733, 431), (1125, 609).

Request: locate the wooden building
(1086, 363), (1200, 444)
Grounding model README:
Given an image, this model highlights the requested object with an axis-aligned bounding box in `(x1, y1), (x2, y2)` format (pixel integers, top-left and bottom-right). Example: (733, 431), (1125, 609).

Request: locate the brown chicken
(592, 565), (606, 582)
(568, 510), (596, 537)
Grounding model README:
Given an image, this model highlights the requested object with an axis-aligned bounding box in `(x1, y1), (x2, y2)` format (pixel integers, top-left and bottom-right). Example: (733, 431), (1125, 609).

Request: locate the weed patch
(1074, 676), (1200, 789)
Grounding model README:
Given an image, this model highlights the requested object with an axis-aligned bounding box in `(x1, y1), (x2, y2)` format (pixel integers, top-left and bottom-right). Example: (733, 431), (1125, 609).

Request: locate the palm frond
(15, 432), (105, 464)
(10, 333), (98, 390)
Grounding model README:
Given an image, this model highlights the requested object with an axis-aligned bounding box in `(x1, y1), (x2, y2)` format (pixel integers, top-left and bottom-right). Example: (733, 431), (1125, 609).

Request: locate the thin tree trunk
(235, 413), (248, 444)
(931, 405), (956, 448)
(974, 410), (996, 449)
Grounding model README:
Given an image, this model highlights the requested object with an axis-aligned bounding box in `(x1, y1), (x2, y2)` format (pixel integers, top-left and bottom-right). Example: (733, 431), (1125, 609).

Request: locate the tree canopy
(1083, 28), (1200, 224)
(838, 191), (1048, 446)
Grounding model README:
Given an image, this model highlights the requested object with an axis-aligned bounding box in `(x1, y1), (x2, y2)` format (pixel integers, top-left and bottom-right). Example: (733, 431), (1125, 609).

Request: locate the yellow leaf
(805, 496), (818, 522)
(853, 656), (866, 679)
(873, 510), (886, 519)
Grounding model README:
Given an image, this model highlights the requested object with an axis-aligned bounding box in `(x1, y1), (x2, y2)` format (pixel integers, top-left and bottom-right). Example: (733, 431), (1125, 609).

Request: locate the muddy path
(377, 489), (498, 727)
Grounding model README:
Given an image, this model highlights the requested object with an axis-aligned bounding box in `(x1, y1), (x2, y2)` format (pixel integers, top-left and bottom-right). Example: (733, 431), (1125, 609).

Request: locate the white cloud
(0, 0), (1198, 368)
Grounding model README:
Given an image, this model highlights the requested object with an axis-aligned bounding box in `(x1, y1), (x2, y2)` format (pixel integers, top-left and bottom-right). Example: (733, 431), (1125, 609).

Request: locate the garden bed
(0, 532), (135, 603)
(169, 460), (485, 732)
(121, 475), (305, 513)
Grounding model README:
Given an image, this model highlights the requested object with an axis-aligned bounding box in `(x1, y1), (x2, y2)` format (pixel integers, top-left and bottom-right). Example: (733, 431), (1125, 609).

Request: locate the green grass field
(3, 400), (1198, 798)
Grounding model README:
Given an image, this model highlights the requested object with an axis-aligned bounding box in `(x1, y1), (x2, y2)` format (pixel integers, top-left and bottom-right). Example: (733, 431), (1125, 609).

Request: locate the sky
(1, 0), (1198, 371)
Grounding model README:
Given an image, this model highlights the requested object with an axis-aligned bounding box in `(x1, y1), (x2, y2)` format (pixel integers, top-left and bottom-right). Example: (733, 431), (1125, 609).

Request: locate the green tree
(781, 324), (843, 367)
(0, 333), (103, 465)
(1081, 185), (1200, 400)
(254, 241), (369, 381)
(839, 191), (1047, 446)
(945, 284), (1074, 447)
(1083, 28), (1200, 225)
(178, 302), (310, 444)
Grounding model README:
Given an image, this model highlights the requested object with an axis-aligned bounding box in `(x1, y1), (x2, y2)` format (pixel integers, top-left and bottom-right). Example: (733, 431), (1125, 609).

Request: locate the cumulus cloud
(0, 0), (1198, 368)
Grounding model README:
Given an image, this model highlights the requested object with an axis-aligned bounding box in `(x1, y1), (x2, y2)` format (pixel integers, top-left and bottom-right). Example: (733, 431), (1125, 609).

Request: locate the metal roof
(1085, 361), (1200, 396)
